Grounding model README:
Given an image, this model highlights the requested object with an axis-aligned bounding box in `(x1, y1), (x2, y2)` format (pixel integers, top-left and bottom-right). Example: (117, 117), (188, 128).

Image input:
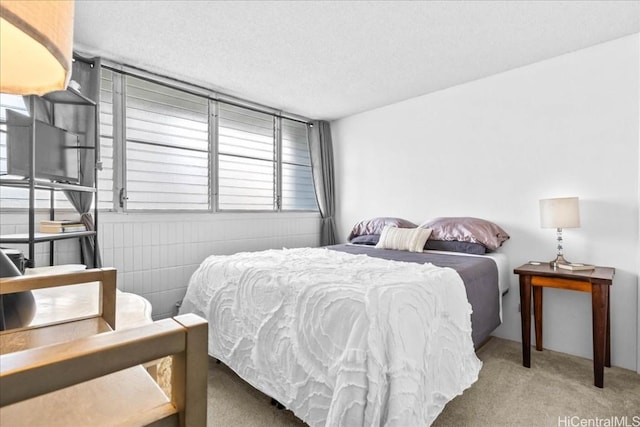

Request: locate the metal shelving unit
(0, 231), (97, 244)
(0, 87), (99, 267)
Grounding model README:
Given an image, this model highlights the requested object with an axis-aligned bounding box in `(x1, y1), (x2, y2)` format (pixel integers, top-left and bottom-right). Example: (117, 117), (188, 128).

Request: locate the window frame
(100, 63), (316, 214)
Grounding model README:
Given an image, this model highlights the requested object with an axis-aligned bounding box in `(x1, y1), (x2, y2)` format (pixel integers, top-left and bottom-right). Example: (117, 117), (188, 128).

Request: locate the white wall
(637, 35), (640, 375)
(332, 34), (639, 371)
(1, 211), (320, 319)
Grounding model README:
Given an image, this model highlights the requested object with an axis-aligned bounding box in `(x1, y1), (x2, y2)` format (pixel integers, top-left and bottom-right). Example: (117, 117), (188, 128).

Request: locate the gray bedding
(327, 244), (501, 348)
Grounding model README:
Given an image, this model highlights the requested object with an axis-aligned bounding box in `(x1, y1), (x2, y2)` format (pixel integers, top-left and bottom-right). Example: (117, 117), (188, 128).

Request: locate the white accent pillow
(375, 226), (432, 252)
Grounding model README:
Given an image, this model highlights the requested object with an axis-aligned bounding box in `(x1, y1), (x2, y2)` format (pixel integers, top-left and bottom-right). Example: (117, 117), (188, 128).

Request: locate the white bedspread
(180, 247), (482, 426)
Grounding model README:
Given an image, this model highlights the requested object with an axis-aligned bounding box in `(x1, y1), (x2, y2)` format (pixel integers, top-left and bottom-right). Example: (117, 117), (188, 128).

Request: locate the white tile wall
(1, 211), (321, 319)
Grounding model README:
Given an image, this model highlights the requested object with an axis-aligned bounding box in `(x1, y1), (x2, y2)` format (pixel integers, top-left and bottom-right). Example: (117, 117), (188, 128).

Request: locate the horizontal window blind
(281, 119), (317, 211)
(0, 94), (26, 178)
(218, 104), (275, 210)
(98, 69), (114, 210)
(0, 94), (73, 209)
(124, 76), (210, 210)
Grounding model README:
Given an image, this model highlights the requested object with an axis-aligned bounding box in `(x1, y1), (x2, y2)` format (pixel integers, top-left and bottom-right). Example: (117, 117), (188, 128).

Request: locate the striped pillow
(375, 226), (432, 253)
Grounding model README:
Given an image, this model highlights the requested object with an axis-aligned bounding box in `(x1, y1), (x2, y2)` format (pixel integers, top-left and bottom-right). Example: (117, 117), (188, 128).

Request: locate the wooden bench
(0, 268), (207, 426)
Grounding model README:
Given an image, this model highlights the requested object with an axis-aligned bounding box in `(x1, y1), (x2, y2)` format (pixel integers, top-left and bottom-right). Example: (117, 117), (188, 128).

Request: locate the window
(98, 69), (115, 210)
(0, 94), (28, 178)
(216, 104), (317, 212)
(281, 118), (316, 211)
(217, 104), (275, 210)
(0, 94), (28, 208)
(123, 76), (210, 210)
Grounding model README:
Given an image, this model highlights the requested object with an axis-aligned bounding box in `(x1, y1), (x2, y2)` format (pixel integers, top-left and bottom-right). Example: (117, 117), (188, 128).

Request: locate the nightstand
(514, 262), (615, 388)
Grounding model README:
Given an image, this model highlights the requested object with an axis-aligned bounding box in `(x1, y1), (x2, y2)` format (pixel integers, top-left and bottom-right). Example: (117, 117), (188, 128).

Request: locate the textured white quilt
(180, 247), (482, 426)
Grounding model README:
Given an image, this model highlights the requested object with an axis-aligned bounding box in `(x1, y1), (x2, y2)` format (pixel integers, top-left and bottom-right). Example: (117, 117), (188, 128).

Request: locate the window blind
(218, 103), (275, 210)
(124, 76), (210, 210)
(0, 94), (26, 178)
(281, 119), (317, 211)
(98, 69), (114, 210)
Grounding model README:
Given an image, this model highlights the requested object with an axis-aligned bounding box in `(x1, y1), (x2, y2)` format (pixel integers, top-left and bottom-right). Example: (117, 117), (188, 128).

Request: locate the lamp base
(549, 254), (571, 269)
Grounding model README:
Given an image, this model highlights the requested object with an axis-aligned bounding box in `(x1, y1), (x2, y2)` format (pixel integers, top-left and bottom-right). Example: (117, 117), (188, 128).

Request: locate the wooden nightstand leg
(520, 275), (532, 368)
(605, 288), (611, 368)
(533, 286), (543, 351)
(591, 283), (608, 388)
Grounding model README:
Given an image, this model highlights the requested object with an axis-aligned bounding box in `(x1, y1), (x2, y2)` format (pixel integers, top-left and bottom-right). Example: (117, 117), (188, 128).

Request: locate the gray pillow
(419, 217), (510, 251)
(347, 217), (417, 241)
(424, 240), (487, 254)
(350, 234), (381, 245)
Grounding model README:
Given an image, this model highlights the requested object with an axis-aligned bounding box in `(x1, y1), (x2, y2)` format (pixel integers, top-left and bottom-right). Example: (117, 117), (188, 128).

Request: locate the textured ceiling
(74, 1), (640, 121)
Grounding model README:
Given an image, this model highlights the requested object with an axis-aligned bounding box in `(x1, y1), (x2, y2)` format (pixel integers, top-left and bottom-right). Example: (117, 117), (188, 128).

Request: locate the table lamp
(539, 197), (580, 268)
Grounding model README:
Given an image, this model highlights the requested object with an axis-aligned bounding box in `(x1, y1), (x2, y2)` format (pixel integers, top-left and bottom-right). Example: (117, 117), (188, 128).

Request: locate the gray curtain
(64, 56), (102, 268)
(27, 55), (102, 268)
(308, 121), (337, 246)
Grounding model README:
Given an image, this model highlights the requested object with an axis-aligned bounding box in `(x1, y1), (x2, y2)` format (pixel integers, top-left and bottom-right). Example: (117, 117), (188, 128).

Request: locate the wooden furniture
(25, 274), (159, 378)
(0, 268), (208, 426)
(514, 262), (615, 388)
(28, 279), (153, 331)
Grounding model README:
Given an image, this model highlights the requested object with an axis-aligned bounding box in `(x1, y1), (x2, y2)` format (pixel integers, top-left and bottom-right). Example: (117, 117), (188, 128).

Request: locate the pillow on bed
(423, 240), (487, 254)
(375, 226), (432, 252)
(420, 217), (509, 251)
(350, 234), (381, 245)
(352, 235), (487, 255)
(347, 217), (417, 241)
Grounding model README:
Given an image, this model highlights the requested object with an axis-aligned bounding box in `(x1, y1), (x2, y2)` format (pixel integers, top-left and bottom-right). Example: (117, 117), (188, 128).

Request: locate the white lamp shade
(539, 197), (580, 229)
(0, 0), (74, 95)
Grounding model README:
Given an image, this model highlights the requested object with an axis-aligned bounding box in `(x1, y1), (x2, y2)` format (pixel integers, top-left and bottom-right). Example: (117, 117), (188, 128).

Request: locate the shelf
(0, 178), (96, 193)
(0, 231), (97, 244)
(6, 85), (99, 268)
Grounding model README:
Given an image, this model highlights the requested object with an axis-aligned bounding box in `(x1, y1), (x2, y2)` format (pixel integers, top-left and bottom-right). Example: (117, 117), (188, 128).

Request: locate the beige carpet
(190, 337), (640, 426)
(432, 338), (640, 427)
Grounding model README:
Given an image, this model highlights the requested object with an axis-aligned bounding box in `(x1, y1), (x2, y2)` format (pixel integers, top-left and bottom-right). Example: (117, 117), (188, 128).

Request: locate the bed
(329, 243), (510, 347)
(179, 217), (510, 426)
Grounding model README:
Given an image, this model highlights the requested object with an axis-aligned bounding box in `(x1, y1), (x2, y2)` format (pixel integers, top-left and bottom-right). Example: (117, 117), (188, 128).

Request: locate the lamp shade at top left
(0, 0), (75, 95)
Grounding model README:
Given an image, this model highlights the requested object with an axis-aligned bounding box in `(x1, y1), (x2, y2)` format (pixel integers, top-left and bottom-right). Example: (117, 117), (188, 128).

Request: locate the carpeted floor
(190, 337), (640, 426)
(432, 338), (640, 427)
